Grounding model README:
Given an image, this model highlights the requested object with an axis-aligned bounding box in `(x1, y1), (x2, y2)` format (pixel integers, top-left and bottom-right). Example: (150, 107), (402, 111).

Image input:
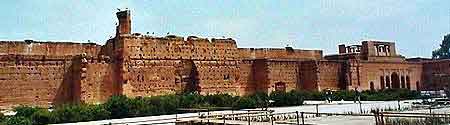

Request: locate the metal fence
(106, 109), (450, 125)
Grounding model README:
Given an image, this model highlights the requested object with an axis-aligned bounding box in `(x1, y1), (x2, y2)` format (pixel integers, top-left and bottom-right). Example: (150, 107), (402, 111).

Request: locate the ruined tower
(116, 10), (131, 35)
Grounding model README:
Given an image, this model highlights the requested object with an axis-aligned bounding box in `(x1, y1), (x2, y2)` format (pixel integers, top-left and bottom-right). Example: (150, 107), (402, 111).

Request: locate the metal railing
(106, 108), (450, 125)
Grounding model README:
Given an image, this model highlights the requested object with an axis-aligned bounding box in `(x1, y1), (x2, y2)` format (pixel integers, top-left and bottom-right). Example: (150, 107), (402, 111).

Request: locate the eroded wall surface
(0, 10), (442, 109)
(350, 61), (422, 90)
(422, 60), (450, 90)
(0, 55), (74, 108)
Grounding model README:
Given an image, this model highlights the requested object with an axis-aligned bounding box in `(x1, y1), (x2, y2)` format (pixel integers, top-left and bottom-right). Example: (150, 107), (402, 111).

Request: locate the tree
(432, 34), (450, 59)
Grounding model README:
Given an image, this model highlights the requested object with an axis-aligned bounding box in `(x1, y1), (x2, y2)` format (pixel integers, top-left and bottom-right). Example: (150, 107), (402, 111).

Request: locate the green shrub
(51, 104), (110, 123)
(128, 97), (153, 117)
(4, 89), (422, 124)
(30, 110), (53, 125)
(104, 95), (130, 119)
(5, 116), (32, 125)
(0, 113), (5, 125)
(14, 106), (40, 118)
(236, 96), (257, 109)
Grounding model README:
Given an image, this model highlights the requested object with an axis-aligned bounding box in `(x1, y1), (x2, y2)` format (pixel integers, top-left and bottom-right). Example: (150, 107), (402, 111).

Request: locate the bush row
(0, 89), (420, 125)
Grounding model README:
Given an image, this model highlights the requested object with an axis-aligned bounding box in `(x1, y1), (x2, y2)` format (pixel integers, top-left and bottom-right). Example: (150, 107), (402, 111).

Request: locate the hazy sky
(0, 0), (449, 57)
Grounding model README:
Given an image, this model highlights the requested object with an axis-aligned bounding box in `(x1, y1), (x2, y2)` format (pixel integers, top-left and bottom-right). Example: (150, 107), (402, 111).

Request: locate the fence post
(223, 114), (226, 124)
(359, 101), (363, 114)
(248, 110), (251, 125)
(207, 109), (210, 124)
(429, 106), (432, 114)
(315, 104), (319, 117)
(373, 110), (378, 125)
(296, 111), (300, 125)
(270, 113), (274, 125)
(301, 112), (305, 125)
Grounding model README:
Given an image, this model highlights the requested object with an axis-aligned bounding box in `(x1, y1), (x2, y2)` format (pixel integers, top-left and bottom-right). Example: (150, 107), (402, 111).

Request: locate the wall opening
(391, 72), (400, 89)
(275, 82), (286, 92)
(416, 81), (420, 90)
(370, 82), (375, 91)
(406, 76), (411, 89)
(380, 76), (385, 90)
(401, 76), (406, 88)
(385, 76), (391, 88)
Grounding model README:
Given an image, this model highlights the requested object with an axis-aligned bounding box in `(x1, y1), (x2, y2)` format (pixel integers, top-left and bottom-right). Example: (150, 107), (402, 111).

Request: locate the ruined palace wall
(358, 61), (422, 90)
(75, 57), (116, 104)
(120, 35), (238, 61)
(121, 59), (241, 97)
(299, 61), (319, 91)
(0, 55), (73, 108)
(195, 60), (240, 95)
(316, 61), (343, 90)
(238, 48), (322, 60)
(117, 35), (243, 96)
(238, 60), (256, 96)
(122, 60), (179, 97)
(0, 41), (101, 56)
(367, 56), (404, 62)
(266, 60), (300, 92)
(422, 60), (450, 90)
(253, 60), (269, 93)
(299, 60), (343, 91)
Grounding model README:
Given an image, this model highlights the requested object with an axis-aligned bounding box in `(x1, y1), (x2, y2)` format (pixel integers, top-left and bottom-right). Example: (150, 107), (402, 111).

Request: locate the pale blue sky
(0, 0), (449, 57)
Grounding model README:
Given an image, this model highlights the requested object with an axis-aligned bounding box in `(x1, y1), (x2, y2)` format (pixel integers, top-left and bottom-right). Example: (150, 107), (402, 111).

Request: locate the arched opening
(370, 82), (375, 91)
(275, 82), (286, 92)
(416, 81), (420, 90)
(385, 76), (391, 88)
(380, 76), (385, 90)
(391, 72), (400, 89)
(406, 76), (411, 89)
(401, 76), (406, 88)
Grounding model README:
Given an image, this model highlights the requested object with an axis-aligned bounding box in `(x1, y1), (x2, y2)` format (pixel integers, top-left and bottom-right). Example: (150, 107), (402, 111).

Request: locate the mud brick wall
(265, 60), (300, 92)
(122, 60), (179, 97)
(0, 41), (101, 56)
(238, 48), (322, 60)
(0, 55), (74, 108)
(238, 60), (256, 96)
(75, 56), (116, 104)
(357, 61), (422, 90)
(119, 35), (238, 61)
(252, 59), (269, 93)
(195, 61), (240, 95)
(299, 61), (319, 90)
(316, 61), (344, 90)
(422, 60), (450, 90)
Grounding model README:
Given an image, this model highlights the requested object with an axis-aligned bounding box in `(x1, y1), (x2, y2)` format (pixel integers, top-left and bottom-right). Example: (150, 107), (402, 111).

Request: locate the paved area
(55, 100), (420, 125)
